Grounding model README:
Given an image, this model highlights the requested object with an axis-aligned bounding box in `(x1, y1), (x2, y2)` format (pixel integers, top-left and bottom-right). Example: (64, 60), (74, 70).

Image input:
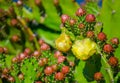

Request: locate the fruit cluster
(0, 1), (76, 82)
(55, 7), (120, 82)
(0, 39), (76, 83)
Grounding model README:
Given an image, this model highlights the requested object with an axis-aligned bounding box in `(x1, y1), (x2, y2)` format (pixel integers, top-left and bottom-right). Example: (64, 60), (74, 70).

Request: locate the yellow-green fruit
(72, 38), (97, 60)
(55, 33), (72, 52)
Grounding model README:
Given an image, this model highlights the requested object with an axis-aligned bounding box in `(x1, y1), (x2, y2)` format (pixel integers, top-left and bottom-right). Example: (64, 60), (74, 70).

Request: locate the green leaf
(42, 0), (61, 31)
(0, 0), (12, 10)
(36, 27), (59, 47)
(74, 60), (96, 83)
(23, 0), (41, 22)
(21, 57), (39, 83)
(59, 0), (79, 17)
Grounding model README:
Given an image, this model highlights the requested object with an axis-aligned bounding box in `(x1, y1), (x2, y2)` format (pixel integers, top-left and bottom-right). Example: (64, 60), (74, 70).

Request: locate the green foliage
(0, 0), (120, 83)
(99, 0), (120, 58)
(20, 57), (39, 83)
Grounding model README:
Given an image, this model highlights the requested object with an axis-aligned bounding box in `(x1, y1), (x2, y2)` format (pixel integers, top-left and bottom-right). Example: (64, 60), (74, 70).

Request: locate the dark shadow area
(83, 54), (102, 82)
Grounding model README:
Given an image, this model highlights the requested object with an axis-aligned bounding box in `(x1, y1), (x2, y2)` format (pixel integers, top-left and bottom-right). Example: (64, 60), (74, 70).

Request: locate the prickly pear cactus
(0, 0), (120, 83)
(55, 5), (120, 82)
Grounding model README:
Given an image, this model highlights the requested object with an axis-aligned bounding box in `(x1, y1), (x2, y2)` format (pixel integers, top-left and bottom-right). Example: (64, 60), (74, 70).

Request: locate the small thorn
(112, 10), (116, 14)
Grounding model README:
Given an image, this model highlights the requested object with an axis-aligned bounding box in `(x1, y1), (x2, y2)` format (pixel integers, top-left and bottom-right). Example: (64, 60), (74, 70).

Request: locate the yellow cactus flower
(55, 33), (72, 52)
(72, 38), (97, 60)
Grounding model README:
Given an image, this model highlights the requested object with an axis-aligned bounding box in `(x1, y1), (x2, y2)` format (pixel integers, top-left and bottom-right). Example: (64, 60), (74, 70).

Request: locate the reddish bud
(57, 56), (66, 64)
(76, 8), (86, 16)
(12, 57), (18, 63)
(78, 23), (85, 29)
(94, 72), (103, 81)
(69, 19), (76, 26)
(97, 32), (106, 41)
(86, 31), (94, 38)
(42, 58), (48, 64)
(38, 59), (44, 66)
(16, 0), (23, 6)
(51, 64), (58, 72)
(2, 68), (9, 74)
(18, 73), (24, 80)
(33, 50), (41, 57)
(3, 47), (8, 54)
(85, 14), (96, 23)
(111, 37), (119, 45)
(38, 39), (45, 45)
(35, 81), (42, 83)
(61, 66), (70, 74)
(61, 14), (69, 24)
(11, 18), (18, 26)
(108, 56), (118, 67)
(69, 61), (75, 67)
(55, 72), (64, 80)
(40, 43), (50, 51)
(54, 50), (63, 58)
(19, 53), (26, 61)
(0, 47), (4, 53)
(24, 48), (31, 55)
(44, 66), (53, 75)
(16, 55), (21, 62)
(35, 0), (41, 6)
(11, 35), (20, 42)
(53, 0), (59, 6)
(1, 74), (8, 79)
(8, 76), (15, 82)
(103, 44), (113, 53)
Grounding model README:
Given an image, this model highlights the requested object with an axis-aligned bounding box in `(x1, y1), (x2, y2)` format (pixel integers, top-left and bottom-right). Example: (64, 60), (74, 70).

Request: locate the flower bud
(86, 31), (94, 38)
(103, 44), (113, 53)
(55, 72), (64, 80)
(0, 47), (4, 53)
(57, 56), (66, 64)
(8, 76), (15, 82)
(61, 66), (70, 74)
(44, 66), (53, 75)
(97, 32), (106, 41)
(35, 0), (41, 6)
(94, 72), (103, 81)
(61, 14), (69, 24)
(78, 23), (85, 29)
(72, 38), (97, 60)
(108, 56), (118, 67)
(54, 50), (63, 58)
(110, 37), (119, 45)
(18, 73), (24, 80)
(85, 14), (96, 23)
(10, 18), (18, 26)
(76, 8), (86, 16)
(53, 0), (59, 6)
(69, 19), (76, 26)
(55, 33), (72, 52)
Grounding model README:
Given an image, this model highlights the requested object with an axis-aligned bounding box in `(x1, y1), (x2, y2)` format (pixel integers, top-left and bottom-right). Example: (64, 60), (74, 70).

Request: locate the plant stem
(97, 46), (114, 83)
(17, 16), (40, 50)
